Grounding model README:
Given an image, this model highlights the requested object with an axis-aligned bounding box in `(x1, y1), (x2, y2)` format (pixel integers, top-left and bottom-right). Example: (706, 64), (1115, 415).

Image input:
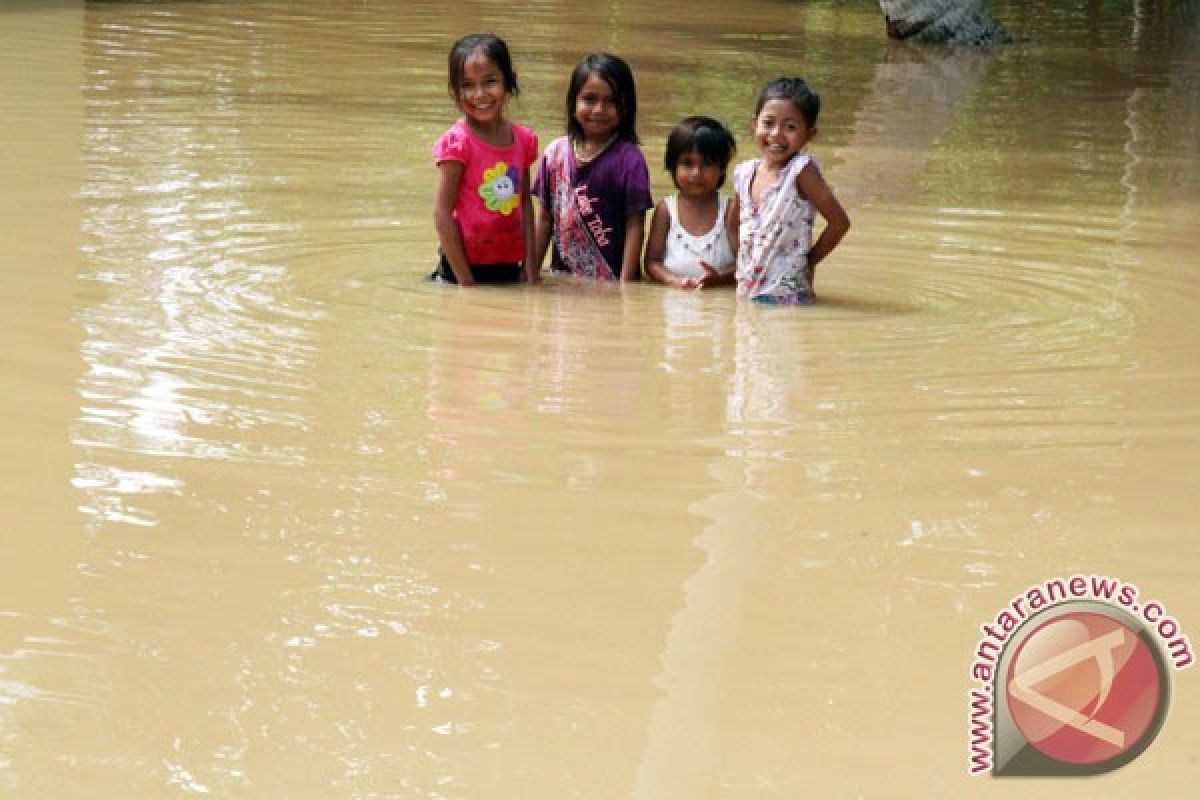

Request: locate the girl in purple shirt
(533, 53), (653, 281)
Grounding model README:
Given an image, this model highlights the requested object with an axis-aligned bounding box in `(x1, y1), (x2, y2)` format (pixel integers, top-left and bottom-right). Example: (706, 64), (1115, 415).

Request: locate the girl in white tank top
(661, 194), (735, 280)
(644, 116), (738, 289)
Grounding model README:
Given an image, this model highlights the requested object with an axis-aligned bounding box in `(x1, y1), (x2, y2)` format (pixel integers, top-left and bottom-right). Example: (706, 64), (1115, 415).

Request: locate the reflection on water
(2, 0), (1199, 797)
(835, 41), (998, 207)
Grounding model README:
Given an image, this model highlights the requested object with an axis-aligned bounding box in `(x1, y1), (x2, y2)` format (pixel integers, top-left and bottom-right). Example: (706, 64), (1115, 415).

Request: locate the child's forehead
(580, 72), (614, 92)
(463, 50), (500, 70)
(758, 97), (805, 118)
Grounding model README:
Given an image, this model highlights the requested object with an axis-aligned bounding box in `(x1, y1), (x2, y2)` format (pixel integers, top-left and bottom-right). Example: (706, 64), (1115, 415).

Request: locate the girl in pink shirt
(432, 34), (539, 285)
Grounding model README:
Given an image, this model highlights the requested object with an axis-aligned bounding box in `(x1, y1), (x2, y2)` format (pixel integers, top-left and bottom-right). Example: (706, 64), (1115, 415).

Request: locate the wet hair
(754, 77), (820, 128)
(447, 33), (519, 99)
(664, 116), (736, 189)
(565, 52), (639, 144)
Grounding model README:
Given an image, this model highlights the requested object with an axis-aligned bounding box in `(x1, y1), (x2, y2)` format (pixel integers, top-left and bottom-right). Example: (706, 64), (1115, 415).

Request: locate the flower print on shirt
(479, 161), (520, 215)
(732, 154), (818, 303)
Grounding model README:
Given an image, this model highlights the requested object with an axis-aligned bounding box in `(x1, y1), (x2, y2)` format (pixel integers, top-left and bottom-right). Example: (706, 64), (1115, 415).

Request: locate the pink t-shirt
(433, 119), (539, 265)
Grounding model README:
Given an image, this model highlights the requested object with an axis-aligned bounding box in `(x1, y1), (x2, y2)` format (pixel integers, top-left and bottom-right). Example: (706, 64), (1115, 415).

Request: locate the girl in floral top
(728, 77), (850, 304)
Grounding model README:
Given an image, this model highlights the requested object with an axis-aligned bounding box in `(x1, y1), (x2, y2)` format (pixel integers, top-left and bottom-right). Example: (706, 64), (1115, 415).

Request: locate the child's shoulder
(609, 137), (649, 170)
(510, 122), (539, 152)
(511, 121), (538, 140)
(433, 119), (471, 160)
(436, 118), (469, 142)
(613, 137), (647, 156)
(788, 151), (819, 174)
(731, 158), (760, 188)
(538, 134), (569, 159)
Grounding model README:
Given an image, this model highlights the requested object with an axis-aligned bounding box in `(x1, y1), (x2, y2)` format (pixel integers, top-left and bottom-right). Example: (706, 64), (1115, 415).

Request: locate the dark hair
(447, 33), (519, 98)
(664, 116), (736, 189)
(565, 52), (638, 144)
(754, 77), (820, 128)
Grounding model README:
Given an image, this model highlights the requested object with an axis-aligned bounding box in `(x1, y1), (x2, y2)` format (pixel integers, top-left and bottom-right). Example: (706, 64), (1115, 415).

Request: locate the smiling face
(455, 50), (508, 129)
(673, 149), (723, 201)
(574, 73), (620, 143)
(753, 98), (815, 168)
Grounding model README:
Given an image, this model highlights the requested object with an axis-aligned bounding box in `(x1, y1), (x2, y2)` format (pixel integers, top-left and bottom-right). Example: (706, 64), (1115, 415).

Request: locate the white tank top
(662, 193), (736, 279)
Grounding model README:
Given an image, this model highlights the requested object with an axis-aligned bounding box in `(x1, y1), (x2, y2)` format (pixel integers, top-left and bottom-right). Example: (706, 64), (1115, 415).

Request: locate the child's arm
(643, 201), (687, 287)
(520, 165), (538, 283)
(530, 151), (554, 279)
(433, 161), (476, 286)
(533, 199), (552, 277)
(726, 193), (741, 261)
(693, 196), (741, 289)
(797, 163), (850, 270)
(620, 211), (646, 281)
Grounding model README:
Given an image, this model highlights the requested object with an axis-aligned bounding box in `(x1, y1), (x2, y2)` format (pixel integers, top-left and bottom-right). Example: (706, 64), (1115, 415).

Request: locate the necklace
(674, 227), (719, 259)
(672, 196), (723, 260)
(573, 134), (617, 166)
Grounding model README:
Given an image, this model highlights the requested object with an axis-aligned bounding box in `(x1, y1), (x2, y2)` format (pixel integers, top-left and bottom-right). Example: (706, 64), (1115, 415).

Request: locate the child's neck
(760, 150), (801, 174)
(674, 190), (719, 236)
(676, 191), (718, 212)
(574, 131), (618, 163)
(465, 115), (509, 145)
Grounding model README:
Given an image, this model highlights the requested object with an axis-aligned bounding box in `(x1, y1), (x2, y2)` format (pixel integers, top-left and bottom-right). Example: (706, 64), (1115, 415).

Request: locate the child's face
(674, 149), (723, 200)
(753, 98), (815, 167)
(456, 51), (508, 128)
(574, 73), (620, 142)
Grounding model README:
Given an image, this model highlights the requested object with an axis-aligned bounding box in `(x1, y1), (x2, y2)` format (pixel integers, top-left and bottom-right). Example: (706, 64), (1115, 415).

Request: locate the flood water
(3, 0), (1199, 796)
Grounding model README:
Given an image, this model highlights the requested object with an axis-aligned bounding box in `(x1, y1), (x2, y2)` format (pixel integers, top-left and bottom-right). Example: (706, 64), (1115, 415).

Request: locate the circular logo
(1005, 610), (1166, 767)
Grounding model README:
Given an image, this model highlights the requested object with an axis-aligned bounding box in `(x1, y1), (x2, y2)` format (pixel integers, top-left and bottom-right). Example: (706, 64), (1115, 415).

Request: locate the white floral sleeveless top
(732, 153), (818, 304)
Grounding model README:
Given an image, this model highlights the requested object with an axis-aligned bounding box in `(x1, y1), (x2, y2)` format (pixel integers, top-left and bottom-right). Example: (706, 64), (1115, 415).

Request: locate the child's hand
(693, 262), (729, 289)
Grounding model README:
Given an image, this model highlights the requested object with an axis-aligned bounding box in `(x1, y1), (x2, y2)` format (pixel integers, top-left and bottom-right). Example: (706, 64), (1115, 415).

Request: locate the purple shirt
(534, 136), (652, 279)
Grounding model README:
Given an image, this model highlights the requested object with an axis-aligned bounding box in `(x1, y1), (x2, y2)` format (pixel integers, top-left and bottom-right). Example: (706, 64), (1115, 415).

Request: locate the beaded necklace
(672, 196), (722, 257)
(572, 134), (617, 166)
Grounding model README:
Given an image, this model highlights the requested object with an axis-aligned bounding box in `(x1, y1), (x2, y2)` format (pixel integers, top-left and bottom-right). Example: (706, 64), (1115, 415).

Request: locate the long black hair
(565, 52), (639, 144)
